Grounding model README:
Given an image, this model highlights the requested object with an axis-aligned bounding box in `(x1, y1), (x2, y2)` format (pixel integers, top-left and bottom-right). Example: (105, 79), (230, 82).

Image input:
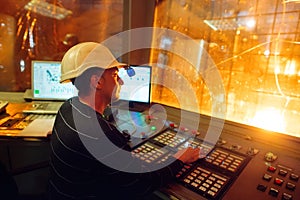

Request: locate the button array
(181, 166), (229, 199)
(152, 130), (188, 148)
(257, 165), (298, 199)
(176, 163), (192, 179)
(132, 129), (252, 200)
(131, 142), (168, 163)
(205, 148), (245, 173)
(177, 138), (213, 155)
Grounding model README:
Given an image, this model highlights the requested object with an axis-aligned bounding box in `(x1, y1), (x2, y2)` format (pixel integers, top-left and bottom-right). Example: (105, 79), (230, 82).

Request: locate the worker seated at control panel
(48, 42), (202, 200)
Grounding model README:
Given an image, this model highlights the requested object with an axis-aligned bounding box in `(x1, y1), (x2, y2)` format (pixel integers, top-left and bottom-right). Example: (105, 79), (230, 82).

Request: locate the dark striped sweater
(48, 97), (184, 200)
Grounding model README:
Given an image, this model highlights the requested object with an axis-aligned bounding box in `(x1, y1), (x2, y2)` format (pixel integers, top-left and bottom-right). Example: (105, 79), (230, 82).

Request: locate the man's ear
(91, 75), (103, 89)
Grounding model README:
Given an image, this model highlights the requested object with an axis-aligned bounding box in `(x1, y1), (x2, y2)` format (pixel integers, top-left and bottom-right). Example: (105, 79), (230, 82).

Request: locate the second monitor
(118, 65), (152, 104)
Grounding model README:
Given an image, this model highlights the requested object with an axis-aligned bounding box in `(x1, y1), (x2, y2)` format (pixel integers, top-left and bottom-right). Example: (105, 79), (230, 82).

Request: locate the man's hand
(173, 147), (201, 164)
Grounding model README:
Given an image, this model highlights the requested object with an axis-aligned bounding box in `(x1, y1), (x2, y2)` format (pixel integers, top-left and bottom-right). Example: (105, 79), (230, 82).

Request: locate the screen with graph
(31, 60), (77, 100)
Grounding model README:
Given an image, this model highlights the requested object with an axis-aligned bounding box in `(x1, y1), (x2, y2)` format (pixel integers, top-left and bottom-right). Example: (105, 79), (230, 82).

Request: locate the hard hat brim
(60, 62), (128, 83)
(60, 42), (128, 83)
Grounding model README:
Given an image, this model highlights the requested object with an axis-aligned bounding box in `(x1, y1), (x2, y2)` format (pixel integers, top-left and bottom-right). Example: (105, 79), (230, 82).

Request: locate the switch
(286, 182), (296, 191)
(268, 188), (279, 197)
(230, 144), (242, 150)
(278, 169), (288, 177)
(257, 184), (267, 192)
(244, 135), (252, 140)
(289, 173), (299, 182)
(246, 147), (259, 156)
(145, 115), (151, 124)
(217, 138), (227, 145)
(264, 152), (277, 162)
(151, 126), (157, 131)
(169, 123), (178, 128)
(191, 130), (200, 136)
(180, 127), (188, 132)
(267, 166), (277, 173)
(274, 178), (284, 186)
(282, 193), (293, 200)
(263, 174), (272, 182)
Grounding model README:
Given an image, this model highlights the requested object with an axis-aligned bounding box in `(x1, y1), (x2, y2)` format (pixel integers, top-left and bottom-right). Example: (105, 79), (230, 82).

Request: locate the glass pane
(152, 0), (300, 137)
(256, 0), (276, 14)
(0, 0), (124, 91)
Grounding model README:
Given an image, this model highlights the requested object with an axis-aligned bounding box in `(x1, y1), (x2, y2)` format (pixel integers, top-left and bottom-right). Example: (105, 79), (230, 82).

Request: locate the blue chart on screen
(32, 60), (77, 100)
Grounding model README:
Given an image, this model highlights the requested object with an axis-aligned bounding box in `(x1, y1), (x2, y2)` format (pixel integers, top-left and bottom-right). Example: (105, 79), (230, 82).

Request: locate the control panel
(177, 147), (250, 199)
(131, 125), (252, 200)
(149, 120), (300, 200)
(127, 106), (300, 200)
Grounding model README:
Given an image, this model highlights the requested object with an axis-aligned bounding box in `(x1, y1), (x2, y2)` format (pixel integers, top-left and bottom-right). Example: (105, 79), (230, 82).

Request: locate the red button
(191, 130), (200, 135)
(268, 166), (277, 172)
(180, 127), (188, 132)
(169, 123), (178, 128)
(147, 115), (155, 119)
(274, 178), (283, 186)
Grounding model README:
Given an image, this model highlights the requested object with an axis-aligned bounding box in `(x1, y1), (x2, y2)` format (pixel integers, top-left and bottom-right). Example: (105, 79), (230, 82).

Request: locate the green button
(151, 126), (156, 131)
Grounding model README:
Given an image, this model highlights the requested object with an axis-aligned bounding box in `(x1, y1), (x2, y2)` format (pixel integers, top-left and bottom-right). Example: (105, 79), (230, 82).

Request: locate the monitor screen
(118, 65), (152, 103)
(31, 60), (78, 100)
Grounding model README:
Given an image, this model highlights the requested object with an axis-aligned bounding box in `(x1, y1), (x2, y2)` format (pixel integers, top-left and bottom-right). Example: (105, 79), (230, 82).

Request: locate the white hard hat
(60, 42), (127, 83)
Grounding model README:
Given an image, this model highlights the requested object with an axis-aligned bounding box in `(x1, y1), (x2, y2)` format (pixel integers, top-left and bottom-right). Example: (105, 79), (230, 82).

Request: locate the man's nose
(118, 76), (124, 85)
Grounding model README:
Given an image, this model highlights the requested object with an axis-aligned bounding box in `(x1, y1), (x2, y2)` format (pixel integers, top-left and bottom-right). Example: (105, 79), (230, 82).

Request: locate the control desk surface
(0, 92), (299, 200)
(152, 106), (300, 200)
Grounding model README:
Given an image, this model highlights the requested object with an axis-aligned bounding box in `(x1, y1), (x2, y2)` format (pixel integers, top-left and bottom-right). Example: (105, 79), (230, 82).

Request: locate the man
(48, 42), (200, 199)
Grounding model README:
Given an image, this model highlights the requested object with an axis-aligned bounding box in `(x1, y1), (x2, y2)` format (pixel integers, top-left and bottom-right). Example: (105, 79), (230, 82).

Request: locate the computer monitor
(118, 65), (152, 104)
(31, 60), (77, 100)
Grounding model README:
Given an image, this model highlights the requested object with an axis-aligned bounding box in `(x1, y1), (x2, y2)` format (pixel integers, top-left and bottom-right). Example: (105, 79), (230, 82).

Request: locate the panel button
(179, 126), (188, 132)
(169, 123), (178, 128)
(267, 166), (277, 173)
(217, 138), (227, 145)
(263, 173), (272, 182)
(286, 182), (296, 191)
(230, 144), (242, 150)
(257, 184), (267, 192)
(246, 147), (259, 156)
(282, 192), (293, 200)
(274, 178), (284, 186)
(151, 126), (157, 131)
(191, 130), (200, 136)
(289, 173), (299, 182)
(278, 169), (288, 177)
(265, 152), (278, 162)
(268, 188), (279, 197)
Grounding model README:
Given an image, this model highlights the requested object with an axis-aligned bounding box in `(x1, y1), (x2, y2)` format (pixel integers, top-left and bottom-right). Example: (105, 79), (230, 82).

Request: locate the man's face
(101, 67), (124, 102)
